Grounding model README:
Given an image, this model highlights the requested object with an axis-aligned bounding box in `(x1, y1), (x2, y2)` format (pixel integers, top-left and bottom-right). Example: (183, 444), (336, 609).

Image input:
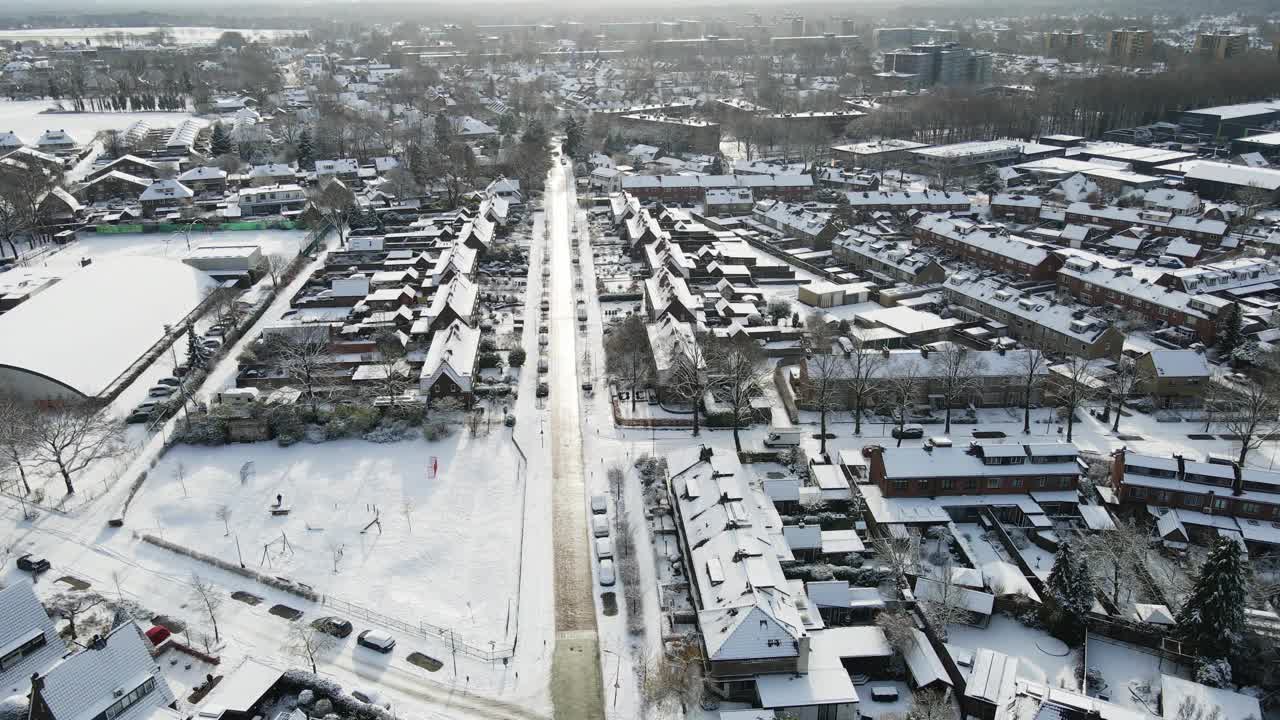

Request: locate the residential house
(865, 442), (1080, 498)
(77, 171), (151, 203)
(914, 215), (1063, 280)
(238, 184), (306, 216)
(177, 166), (228, 194)
(989, 194), (1042, 222)
(34, 129), (78, 153)
(1063, 202), (1227, 244)
(139, 179), (194, 218)
(248, 163), (298, 187)
(832, 232), (947, 286)
(418, 319), (480, 405)
(0, 581), (64, 695)
(315, 158), (360, 183)
(27, 622), (177, 720)
(1134, 350), (1210, 407)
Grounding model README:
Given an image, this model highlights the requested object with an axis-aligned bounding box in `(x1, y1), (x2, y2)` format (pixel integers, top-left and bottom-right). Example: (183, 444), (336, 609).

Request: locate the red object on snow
(145, 626), (171, 646)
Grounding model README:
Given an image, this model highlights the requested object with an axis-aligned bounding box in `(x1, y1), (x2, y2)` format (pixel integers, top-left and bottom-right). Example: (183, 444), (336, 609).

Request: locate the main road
(543, 157), (606, 719)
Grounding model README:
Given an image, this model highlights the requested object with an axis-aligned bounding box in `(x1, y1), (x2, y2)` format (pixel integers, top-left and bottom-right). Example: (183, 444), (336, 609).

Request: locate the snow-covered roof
(199, 658), (283, 714)
(0, 581), (62, 691)
(35, 128), (77, 147)
(249, 163), (296, 178)
(315, 158), (359, 175)
(1160, 675), (1260, 720)
(1180, 160), (1280, 191)
(139, 179), (193, 202)
(672, 453), (805, 664)
(0, 130), (23, 148)
(916, 215), (1054, 267)
(419, 319), (479, 394)
(903, 627), (951, 687)
(0, 257), (216, 398)
(913, 577), (995, 615)
(966, 648), (1018, 705)
(1133, 603), (1175, 625)
(1142, 350), (1209, 378)
(34, 622), (176, 720)
(177, 166), (227, 182)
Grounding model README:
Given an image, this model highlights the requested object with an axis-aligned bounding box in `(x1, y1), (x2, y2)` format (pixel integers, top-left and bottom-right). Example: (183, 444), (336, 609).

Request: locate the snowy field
(0, 100), (200, 145)
(127, 433), (525, 647)
(29, 229), (308, 272)
(0, 27), (296, 44)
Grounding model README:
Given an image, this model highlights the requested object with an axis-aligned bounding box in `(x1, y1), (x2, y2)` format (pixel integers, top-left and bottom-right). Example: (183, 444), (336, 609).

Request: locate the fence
(93, 220), (301, 234)
(319, 595), (514, 662)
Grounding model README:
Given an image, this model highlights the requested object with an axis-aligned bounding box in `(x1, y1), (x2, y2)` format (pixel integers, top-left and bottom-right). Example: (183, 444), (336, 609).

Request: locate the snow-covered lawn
(39, 229), (308, 273)
(128, 432), (525, 647)
(1084, 634), (1188, 712)
(946, 614), (1080, 690)
(0, 100), (200, 144)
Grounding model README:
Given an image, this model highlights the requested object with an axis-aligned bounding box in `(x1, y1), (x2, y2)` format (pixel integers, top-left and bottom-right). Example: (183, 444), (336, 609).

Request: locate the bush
(477, 352), (503, 369)
(784, 563), (835, 582)
(479, 337), (498, 352)
(423, 419), (454, 442)
(178, 414), (229, 445)
(508, 347), (527, 367)
(269, 405), (305, 446)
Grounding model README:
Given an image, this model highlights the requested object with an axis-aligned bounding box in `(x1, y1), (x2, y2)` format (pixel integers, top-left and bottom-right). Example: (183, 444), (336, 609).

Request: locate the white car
(592, 515), (610, 538)
(598, 558), (616, 586)
(590, 494), (607, 514)
(595, 537), (614, 559)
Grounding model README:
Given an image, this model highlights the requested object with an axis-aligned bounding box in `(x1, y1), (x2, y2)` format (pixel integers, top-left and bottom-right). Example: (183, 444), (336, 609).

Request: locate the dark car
(891, 424), (925, 440)
(536, 382), (549, 398)
(311, 616), (354, 638)
(17, 554), (50, 573)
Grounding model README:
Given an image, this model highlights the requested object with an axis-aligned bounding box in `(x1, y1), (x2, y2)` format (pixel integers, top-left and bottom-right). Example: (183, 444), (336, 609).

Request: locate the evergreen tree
(708, 155), (724, 174)
(434, 113), (453, 146)
(829, 193), (856, 233)
(497, 113), (518, 137)
(1217, 304), (1244, 357)
(187, 327), (208, 370)
(1044, 540), (1094, 643)
(296, 129), (314, 170)
(562, 114), (584, 159)
(1175, 537), (1249, 663)
(209, 124), (232, 158)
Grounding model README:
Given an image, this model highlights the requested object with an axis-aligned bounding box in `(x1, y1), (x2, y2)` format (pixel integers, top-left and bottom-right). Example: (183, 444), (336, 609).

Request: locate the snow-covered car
(350, 689), (391, 708)
(592, 515), (610, 538)
(590, 494), (607, 514)
(311, 616), (353, 638)
(595, 537), (614, 559)
(147, 386), (176, 398)
(356, 629), (396, 653)
(598, 559), (616, 586)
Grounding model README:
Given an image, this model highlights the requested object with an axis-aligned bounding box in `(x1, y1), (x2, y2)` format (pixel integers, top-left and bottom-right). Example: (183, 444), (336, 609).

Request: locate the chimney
(1174, 453), (1186, 478)
(1232, 462), (1244, 497)
(30, 673), (43, 695)
(795, 634), (812, 673)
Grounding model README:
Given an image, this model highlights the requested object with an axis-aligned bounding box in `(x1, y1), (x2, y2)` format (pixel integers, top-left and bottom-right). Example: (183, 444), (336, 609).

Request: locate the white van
(925, 436), (953, 448)
(764, 427), (804, 447)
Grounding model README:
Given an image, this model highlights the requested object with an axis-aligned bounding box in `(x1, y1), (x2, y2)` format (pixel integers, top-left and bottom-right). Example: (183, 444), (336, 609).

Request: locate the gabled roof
(0, 581), (62, 691)
(139, 179), (194, 202)
(177, 166), (227, 182)
(419, 319), (480, 394)
(34, 621), (176, 720)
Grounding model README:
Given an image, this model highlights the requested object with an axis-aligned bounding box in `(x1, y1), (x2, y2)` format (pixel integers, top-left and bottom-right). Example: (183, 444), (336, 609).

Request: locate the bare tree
(1048, 355), (1097, 443)
(706, 336), (769, 453)
(269, 327), (332, 414)
(1017, 344), (1047, 434)
(328, 540), (344, 573)
(803, 315), (849, 456)
(216, 505), (232, 536)
(189, 574), (223, 642)
(46, 591), (107, 641)
(307, 177), (357, 247)
(401, 498), (415, 534)
(1079, 518), (1148, 608)
(882, 360), (923, 446)
(286, 622), (336, 674)
(28, 404), (126, 494)
(847, 338), (885, 436)
(264, 253), (290, 287)
(363, 330), (413, 407)
(174, 462), (188, 497)
(907, 688), (958, 720)
(666, 331), (710, 437)
(1200, 378), (1230, 432)
(1221, 374), (1280, 466)
(605, 315), (654, 412)
(639, 641), (704, 715)
(876, 609), (918, 656)
(870, 530), (920, 588)
(930, 346), (985, 435)
(1106, 356), (1150, 434)
(381, 166), (419, 199)
(0, 395), (36, 494)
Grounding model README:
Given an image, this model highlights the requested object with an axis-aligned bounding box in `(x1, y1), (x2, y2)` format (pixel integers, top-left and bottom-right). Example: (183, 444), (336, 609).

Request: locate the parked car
(147, 386), (175, 398)
(16, 554), (50, 573)
(154, 377), (181, 388)
(891, 424), (925, 440)
(356, 629), (396, 653)
(536, 382), (549, 398)
(145, 626), (172, 646)
(595, 537), (614, 559)
(590, 494), (607, 514)
(126, 410), (152, 424)
(350, 689), (390, 708)
(598, 558), (616, 586)
(205, 326), (226, 337)
(311, 616), (354, 638)
(592, 515), (610, 538)
(202, 339), (223, 350)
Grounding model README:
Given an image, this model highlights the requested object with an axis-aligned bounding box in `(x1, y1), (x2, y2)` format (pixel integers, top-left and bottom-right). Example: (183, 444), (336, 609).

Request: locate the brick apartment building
(864, 442), (1080, 498)
(914, 215), (1064, 280)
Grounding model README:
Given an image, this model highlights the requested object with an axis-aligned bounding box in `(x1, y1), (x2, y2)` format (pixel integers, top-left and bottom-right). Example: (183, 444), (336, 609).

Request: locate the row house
(620, 174), (814, 204)
(1056, 253), (1230, 343)
(752, 199), (837, 248)
(914, 215), (1063, 280)
(865, 442), (1080, 499)
(77, 170), (150, 203)
(844, 189), (971, 213)
(1156, 257), (1280, 296)
(1063, 202), (1228, 244)
(832, 231), (947, 285)
(989, 193), (1042, 223)
(238, 184), (306, 216)
(1110, 449), (1280, 552)
(944, 273), (1125, 360)
(138, 179), (194, 218)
